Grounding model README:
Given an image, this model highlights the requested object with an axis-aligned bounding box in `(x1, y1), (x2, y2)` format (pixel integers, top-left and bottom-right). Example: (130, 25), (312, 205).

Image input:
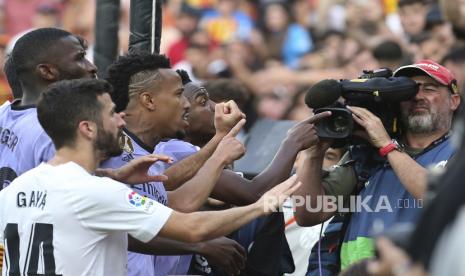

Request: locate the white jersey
(0, 162), (172, 276)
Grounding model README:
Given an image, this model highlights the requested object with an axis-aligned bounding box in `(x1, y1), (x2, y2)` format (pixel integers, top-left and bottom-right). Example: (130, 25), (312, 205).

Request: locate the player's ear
(139, 91), (156, 111)
(36, 63), (59, 82)
(77, 121), (98, 141)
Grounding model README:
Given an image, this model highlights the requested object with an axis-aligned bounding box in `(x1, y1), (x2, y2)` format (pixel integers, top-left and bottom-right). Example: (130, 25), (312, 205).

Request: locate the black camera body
(310, 69), (419, 147)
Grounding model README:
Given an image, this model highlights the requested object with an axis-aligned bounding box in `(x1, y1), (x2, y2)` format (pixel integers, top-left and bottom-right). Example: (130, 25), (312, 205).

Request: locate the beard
(95, 127), (123, 158)
(401, 104), (450, 134)
(402, 112), (436, 134)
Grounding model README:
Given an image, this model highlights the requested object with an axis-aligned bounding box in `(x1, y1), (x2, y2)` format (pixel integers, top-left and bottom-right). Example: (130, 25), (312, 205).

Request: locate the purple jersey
(152, 139), (200, 275)
(0, 102), (55, 189)
(101, 130), (168, 276)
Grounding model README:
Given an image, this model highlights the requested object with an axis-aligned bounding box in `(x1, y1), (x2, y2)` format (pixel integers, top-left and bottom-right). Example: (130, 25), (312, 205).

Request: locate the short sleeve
(34, 132), (55, 164)
(322, 152), (358, 200)
(154, 140), (199, 169)
(71, 178), (173, 242)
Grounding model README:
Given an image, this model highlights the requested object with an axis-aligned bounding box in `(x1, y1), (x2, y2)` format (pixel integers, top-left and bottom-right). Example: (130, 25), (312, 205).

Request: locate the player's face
(186, 87), (216, 140)
(400, 75), (460, 134)
(95, 93), (126, 157)
(152, 69), (190, 139)
(51, 35), (97, 80)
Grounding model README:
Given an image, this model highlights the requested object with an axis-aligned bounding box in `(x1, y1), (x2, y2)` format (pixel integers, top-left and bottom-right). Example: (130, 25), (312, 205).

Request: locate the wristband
(379, 140), (399, 157)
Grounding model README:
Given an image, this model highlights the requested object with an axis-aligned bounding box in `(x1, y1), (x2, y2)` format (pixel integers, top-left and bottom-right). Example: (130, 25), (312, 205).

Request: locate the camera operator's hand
(285, 111), (332, 151)
(347, 106), (391, 148)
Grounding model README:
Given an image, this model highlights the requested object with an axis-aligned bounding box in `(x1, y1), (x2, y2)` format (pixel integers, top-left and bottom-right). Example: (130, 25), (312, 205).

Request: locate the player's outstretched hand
(96, 154), (173, 184)
(257, 175), (301, 214)
(199, 237), (247, 276)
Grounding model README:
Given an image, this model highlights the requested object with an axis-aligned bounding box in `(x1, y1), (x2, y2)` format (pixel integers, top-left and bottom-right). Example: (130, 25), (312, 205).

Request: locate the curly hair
(176, 69), (192, 85)
(106, 51), (171, 112)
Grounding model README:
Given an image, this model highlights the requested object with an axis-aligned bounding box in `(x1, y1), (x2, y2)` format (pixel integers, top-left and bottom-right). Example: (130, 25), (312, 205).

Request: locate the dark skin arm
(211, 112), (331, 206)
(128, 236), (247, 275)
(162, 134), (222, 190)
(211, 139), (300, 206)
(293, 145), (335, 226)
(163, 101), (244, 190)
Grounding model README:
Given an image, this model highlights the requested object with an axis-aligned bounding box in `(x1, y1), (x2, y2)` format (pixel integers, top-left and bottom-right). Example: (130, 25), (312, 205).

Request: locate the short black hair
(204, 79), (250, 106)
(176, 69), (192, 85)
(11, 28), (73, 81)
(442, 47), (465, 64)
(37, 79), (112, 149)
(106, 51), (171, 112)
(3, 55), (22, 99)
(373, 40), (403, 61)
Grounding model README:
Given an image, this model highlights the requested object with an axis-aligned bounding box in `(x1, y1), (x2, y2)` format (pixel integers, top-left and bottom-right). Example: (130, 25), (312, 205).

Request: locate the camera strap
(396, 132), (451, 161)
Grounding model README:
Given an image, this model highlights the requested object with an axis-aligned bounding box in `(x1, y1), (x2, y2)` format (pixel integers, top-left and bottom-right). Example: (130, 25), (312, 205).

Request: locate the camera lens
(329, 115), (349, 133)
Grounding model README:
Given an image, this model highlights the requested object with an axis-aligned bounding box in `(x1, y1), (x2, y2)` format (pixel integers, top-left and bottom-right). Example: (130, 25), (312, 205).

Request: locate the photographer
(294, 60), (460, 271)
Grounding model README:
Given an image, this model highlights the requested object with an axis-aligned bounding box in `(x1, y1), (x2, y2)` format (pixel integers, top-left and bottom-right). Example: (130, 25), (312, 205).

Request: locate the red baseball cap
(393, 59), (458, 93)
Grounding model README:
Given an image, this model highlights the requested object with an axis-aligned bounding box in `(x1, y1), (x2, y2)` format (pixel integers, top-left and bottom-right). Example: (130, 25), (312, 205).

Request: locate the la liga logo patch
(127, 191), (147, 207)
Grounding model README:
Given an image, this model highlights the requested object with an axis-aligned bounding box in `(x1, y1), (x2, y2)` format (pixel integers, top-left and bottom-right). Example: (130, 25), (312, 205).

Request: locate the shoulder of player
(0, 165), (45, 192)
(83, 174), (131, 194)
(155, 139), (199, 154)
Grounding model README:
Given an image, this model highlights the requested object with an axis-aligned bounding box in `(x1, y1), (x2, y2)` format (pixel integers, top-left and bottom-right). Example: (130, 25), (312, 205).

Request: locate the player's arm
(293, 145), (335, 226)
(158, 175), (300, 243)
(167, 120), (245, 212)
(95, 154), (173, 184)
(210, 113), (332, 206)
(163, 101), (244, 190)
(128, 236), (246, 274)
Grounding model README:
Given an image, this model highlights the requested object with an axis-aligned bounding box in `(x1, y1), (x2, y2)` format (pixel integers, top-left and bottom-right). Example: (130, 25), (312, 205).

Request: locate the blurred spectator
(174, 30), (212, 83)
(0, 35), (11, 104)
(200, 0), (254, 44)
(284, 88), (313, 122)
(32, 3), (60, 29)
(257, 85), (294, 120)
(412, 31), (445, 62)
(62, 0), (95, 43)
(424, 4), (456, 60)
(3, 0), (63, 36)
(440, 0), (465, 42)
(372, 40), (406, 70)
(204, 77), (258, 133)
(166, 4), (202, 65)
(187, 0), (217, 10)
(443, 46), (465, 95)
(291, 0), (315, 30)
(398, 0), (429, 40)
(204, 78), (250, 110)
(256, 1), (313, 68)
(345, 0), (397, 49)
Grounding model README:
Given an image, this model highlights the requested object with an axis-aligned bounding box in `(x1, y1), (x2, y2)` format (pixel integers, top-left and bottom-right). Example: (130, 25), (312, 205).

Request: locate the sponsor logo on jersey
(127, 191), (156, 213)
(120, 133), (134, 154)
(128, 191), (147, 207)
